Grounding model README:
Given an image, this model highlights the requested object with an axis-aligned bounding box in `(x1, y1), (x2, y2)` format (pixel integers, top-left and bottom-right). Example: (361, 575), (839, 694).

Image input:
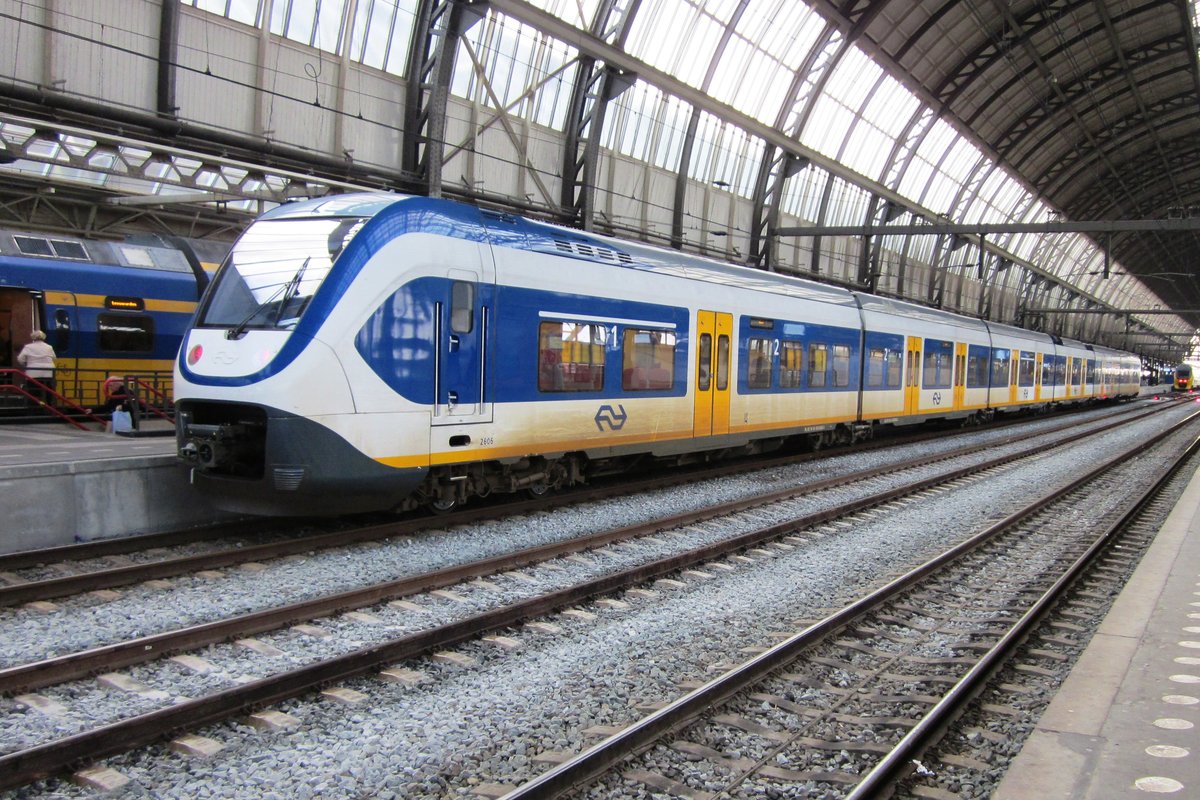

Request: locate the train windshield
(198, 217), (366, 332)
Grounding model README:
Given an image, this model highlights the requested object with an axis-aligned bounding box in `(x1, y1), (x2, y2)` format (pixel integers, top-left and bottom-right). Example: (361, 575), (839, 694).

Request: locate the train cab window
(450, 282), (474, 334)
(832, 344), (850, 388)
(98, 313), (154, 353)
(747, 338), (772, 389)
(538, 321), (606, 392)
(622, 328), (675, 390)
(808, 343), (828, 388)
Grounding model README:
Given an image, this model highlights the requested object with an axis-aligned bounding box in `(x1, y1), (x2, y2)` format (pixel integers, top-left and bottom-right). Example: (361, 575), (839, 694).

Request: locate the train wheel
(428, 496), (458, 514)
(525, 482), (552, 500)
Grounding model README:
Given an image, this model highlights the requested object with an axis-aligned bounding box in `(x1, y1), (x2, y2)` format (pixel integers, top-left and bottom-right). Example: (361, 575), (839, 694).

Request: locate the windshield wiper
(226, 257), (312, 340)
(272, 257), (311, 326)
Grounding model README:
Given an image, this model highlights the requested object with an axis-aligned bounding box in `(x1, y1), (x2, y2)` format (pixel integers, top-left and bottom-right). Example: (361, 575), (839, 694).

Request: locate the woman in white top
(17, 330), (56, 402)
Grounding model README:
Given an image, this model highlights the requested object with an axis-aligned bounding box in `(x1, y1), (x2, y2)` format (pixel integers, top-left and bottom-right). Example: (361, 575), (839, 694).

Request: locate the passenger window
(867, 348), (885, 388)
(832, 344), (850, 388)
(923, 350), (951, 388)
(538, 321), (606, 392)
(991, 351), (1009, 387)
(808, 343), (828, 388)
(1018, 354), (1036, 387)
(779, 341), (803, 388)
(886, 350), (902, 388)
(747, 338), (772, 389)
(716, 334), (729, 391)
(623, 328), (675, 390)
(450, 282), (473, 333)
(98, 313), (153, 353)
(54, 308), (72, 352)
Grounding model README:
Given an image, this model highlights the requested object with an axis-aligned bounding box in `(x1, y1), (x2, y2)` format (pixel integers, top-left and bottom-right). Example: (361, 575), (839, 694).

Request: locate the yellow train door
(693, 311), (732, 437)
(1035, 352), (1044, 402)
(1009, 349), (1019, 405)
(953, 342), (967, 410)
(905, 336), (922, 415)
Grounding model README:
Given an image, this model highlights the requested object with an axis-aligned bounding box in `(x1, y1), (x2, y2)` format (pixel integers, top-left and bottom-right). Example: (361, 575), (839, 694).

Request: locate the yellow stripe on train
(42, 291), (197, 314)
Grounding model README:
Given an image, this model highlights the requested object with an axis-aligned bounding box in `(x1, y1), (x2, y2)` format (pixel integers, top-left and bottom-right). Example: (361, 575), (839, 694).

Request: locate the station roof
(1, 0), (1198, 359)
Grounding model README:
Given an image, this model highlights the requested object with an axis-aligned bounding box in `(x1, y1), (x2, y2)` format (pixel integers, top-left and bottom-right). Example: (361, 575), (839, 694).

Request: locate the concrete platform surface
(0, 420), (238, 552)
(0, 419), (176, 466)
(994, 463), (1200, 799)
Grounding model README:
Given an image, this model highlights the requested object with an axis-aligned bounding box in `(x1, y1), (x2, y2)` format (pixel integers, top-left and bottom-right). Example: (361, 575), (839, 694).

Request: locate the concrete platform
(0, 420), (238, 553)
(994, 462), (1200, 798)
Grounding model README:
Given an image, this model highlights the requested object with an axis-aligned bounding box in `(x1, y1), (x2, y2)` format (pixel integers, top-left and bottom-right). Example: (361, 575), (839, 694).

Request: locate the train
(1174, 363), (1194, 392)
(0, 229), (221, 411)
(173, 193), (1143, 516)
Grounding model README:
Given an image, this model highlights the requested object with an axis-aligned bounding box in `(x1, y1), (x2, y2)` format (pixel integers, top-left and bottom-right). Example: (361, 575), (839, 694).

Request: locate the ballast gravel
(2, 401), (1194, 798)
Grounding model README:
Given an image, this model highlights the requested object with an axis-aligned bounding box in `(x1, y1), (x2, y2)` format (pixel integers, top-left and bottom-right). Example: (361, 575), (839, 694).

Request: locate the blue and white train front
(174, 194), (451, 515)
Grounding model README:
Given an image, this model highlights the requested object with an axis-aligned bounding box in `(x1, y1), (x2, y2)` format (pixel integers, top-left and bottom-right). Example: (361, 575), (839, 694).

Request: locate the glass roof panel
(521, 0), (603, 29)
(454, 13), (579, 131)
(746, 1), (825, 71)
(627, 0), (725, 88)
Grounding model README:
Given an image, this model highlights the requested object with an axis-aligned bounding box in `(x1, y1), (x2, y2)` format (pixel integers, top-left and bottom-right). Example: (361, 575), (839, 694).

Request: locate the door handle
(447, 390), (458, 406)
(448, 335), (460, 352)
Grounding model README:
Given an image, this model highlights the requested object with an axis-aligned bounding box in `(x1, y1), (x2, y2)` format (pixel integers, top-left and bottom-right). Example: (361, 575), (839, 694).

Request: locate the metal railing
(0, 370), (106, 430)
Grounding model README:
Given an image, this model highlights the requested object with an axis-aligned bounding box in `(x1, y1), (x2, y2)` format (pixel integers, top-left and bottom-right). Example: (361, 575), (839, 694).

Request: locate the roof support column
(560, 0), (640, 230)
(403, 0), (489, 196)
(156, 0), (179, 119)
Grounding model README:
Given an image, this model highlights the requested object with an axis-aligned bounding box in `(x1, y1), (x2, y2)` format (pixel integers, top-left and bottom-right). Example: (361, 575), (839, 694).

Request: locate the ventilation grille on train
(552, 239), (633, 264)
(272, 467), (306, 491)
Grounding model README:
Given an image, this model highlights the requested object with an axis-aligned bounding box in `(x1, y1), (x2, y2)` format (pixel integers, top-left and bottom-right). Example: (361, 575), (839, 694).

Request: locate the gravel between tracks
(3, 401), (1193, 799)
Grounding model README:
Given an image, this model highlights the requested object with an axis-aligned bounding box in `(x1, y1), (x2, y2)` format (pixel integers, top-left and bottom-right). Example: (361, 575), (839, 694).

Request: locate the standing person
(17, 330), (56, 403)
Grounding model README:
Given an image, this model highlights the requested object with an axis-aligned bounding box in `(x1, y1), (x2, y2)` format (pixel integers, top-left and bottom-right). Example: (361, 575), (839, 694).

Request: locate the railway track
(0, 402), (1168, 608)
(0, 405), (1193, 792)
(0, 401), (1177, 696)
(498, 424), (1200, 799)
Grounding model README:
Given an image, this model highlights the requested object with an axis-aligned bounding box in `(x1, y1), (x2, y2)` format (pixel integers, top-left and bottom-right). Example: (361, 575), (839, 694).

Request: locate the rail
(0, 406), (1186, 790)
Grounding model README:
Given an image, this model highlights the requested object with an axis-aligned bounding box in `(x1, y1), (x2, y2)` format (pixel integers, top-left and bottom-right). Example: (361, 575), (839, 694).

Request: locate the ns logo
(594, 404), (628, 431)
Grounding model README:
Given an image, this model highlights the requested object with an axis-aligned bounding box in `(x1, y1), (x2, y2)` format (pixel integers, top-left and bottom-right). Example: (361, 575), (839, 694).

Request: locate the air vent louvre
(551, 238), (631, 265)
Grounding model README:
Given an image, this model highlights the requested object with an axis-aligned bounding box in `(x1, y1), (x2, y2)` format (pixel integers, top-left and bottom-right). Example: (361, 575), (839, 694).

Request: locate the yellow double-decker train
(1174, 363), (1195, 392)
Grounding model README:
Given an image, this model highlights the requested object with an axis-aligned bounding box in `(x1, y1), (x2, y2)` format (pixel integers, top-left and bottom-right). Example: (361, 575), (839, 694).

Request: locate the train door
(1009, 349), (1019, 404)
(904, 336), (922, 415)
(952, 342), (967, 410)
(692, 310), (732, 437)
(432, 267), (494, 426)
(1034, 352), (1044, 402)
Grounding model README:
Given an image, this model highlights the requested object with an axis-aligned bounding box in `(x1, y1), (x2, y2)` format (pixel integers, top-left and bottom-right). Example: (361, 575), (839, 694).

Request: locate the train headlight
(187, 344), (203, 366)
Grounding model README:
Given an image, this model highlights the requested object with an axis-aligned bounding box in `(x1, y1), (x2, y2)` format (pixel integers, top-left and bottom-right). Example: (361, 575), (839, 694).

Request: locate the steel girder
(403, 0), (490, 197)
(559, 0), (640, 231)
